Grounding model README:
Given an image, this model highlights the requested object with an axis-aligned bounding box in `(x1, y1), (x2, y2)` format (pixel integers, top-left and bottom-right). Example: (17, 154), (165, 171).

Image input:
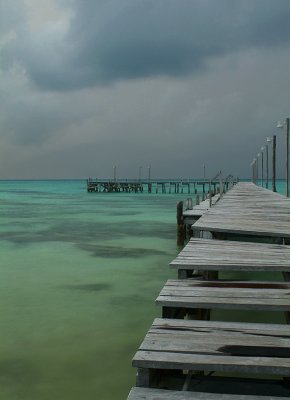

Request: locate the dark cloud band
(2, 0), (290, 91)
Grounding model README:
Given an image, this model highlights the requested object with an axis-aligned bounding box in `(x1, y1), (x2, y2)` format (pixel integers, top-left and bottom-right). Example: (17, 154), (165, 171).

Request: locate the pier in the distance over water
(86, 178), (236, 194)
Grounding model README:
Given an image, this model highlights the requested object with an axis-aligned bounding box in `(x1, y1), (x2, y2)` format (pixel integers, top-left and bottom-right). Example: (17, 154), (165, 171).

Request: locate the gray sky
(0, 0), (290, 179)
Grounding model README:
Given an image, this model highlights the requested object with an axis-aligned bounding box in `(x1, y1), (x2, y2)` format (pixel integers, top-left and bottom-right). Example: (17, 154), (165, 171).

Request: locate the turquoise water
(0, 179), (287, 399)
(0, 180), (185, 400)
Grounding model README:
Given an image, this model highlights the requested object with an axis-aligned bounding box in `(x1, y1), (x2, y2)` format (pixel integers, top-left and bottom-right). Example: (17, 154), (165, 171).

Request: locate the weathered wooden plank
(170, 238), (290, 272)
(157, 297), (290, 311)
(157, 285), (290, 310)
(132, 319), (290, 376)
(133, 350), (290, 375)
(152, 318), (289, 333)
(128, 387), (287, 400)
(156, 279), (290, 311)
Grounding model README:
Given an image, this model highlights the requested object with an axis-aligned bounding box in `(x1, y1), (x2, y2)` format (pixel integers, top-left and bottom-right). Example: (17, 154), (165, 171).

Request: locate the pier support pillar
(176, 201), (185, 246)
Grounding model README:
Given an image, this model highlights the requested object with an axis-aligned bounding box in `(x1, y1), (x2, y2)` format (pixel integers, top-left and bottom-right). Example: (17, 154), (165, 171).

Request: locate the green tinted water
(0, 180), (287, 399)
(0, 180), (183, 399)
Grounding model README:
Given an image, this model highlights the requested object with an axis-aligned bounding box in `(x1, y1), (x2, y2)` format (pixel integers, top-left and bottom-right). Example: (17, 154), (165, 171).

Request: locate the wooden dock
(127, 182), (290, 399)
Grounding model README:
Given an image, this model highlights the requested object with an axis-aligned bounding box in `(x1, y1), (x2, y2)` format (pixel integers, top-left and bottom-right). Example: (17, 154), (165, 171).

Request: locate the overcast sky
(0, 0), (290, 179)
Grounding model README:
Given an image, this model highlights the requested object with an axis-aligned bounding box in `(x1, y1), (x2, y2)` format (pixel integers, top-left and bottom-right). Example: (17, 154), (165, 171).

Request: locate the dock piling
(176, 201), (185, 246)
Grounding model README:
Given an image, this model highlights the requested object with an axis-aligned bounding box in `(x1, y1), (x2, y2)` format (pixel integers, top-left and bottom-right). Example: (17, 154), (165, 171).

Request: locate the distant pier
(86, 178), (236, 194)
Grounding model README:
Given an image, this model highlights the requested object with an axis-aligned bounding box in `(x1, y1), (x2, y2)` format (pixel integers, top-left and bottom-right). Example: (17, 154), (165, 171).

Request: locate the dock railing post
(261, 147), (265, 187)
(266, 142), (269, 189)
(219, 178), (223, 197)
(272, 135), (277, 192)
(286, 118), (290, 197)
(277, 118), (289, 197)
(185, 198), (193, 210)
(209, 179), (212, 207)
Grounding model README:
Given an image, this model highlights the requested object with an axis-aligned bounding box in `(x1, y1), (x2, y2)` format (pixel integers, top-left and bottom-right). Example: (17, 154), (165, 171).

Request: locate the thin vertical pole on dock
(252, 160), (255, 184)
(256, 157), (259, 184)
(272, 135), (277, 192)
(209, 179), (212, 207)
(176, 201), (185, 246)
(219, 178), (223, 196)
(250, 161), (254, 183)
(266, 144), (269, 189)
(113, 165), (117, 182)
(148, 165), (151, 193)
(286, 118), (289, 197)
(261, 148), (264, 187)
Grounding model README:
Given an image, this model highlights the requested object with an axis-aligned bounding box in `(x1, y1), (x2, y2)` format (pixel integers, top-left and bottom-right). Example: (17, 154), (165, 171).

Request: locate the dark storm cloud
(2, 0), (290, 91)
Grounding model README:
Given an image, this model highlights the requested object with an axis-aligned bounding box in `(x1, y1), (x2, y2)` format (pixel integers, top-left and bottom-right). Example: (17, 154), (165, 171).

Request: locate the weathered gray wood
(156, 279), (290, 311)
(128, 387), (287, 400)
(183, 195), (220, 219)
(136, 368), (160, 388)
(192, 183), (290, 238)
(132, 318), (290, 376)
(170, 238), (290, 273)
(129, 181), (290, 398)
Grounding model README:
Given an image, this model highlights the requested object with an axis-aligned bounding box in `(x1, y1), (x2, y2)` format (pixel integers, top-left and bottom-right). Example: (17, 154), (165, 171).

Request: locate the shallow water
(0, 179), (287, 399)
(0, 180), (186, 400)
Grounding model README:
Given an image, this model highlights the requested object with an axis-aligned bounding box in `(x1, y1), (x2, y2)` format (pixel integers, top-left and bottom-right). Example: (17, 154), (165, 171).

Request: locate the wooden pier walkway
(192, 182), (290, 239)
(127, 182), (290, 399)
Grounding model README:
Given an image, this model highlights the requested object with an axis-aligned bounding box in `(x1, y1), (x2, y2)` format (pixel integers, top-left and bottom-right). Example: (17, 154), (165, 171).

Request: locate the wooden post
(261, 150), (264, 187)
(286, 118), (289, 197)
(176, 201), (185, 246)
(219, 178), (223, 196)
(273, 135), (277, 192)
(209, 179), (212, 207)
(266, 144), (269, 189)
(185, 197), (193, 210)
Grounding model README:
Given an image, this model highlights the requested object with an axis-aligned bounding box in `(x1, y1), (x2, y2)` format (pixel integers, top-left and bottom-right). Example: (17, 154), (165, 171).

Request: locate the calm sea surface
(0, 179), (287, 400)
